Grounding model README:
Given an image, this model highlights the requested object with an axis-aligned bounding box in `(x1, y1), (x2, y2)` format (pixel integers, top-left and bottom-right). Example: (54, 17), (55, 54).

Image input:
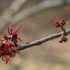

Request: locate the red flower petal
(8, 25), (13, 35)
(10, 52), (16, 58)
(0, 48), (4, 55)
(14, 19), (22, 35)
(2, 55), (10, 64)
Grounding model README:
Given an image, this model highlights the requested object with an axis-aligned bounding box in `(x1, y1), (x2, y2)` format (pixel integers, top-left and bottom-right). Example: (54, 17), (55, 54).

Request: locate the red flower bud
(61, 19), (66, 25)
(54, 20), (60, 27)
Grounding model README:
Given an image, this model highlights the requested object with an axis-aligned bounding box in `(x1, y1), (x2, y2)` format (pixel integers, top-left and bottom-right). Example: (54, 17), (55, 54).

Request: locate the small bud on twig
(54, 19), (67, 43)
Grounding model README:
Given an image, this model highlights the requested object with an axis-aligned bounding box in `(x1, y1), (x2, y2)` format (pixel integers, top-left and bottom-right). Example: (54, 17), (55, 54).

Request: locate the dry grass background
(0, 0), (70, 70)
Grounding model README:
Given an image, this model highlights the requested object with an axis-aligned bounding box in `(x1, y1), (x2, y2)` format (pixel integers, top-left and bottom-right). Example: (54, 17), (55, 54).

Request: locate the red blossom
(0, 19), (24, 64)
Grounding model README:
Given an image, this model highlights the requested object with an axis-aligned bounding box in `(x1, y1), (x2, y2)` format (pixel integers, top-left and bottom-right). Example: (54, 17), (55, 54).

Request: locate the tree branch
(0, 0), (27, 32)
(0, 0), (69, 32)
(17, 29), (70, 51)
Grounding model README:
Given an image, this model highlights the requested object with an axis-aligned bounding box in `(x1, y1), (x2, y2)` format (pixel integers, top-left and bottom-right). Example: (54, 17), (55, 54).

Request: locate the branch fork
(54, 19), (68, 43)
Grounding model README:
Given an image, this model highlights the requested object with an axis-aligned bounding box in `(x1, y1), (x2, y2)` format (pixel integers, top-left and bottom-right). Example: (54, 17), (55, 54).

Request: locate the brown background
(0, 0), (70, 70)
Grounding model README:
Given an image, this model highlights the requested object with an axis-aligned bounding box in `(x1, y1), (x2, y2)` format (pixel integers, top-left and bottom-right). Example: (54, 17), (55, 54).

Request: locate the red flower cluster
(54, 19), (66, 27)
(0, 20), (23, 64)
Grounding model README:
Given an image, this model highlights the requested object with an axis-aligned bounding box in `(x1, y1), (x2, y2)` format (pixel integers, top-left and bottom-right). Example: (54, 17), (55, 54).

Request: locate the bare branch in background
(0, 0), (69, 32)
(0, 0), (27, 32)
(17, 29), (70, 51)
(12, 0), (64, 24)
(2, 0), (27, 20)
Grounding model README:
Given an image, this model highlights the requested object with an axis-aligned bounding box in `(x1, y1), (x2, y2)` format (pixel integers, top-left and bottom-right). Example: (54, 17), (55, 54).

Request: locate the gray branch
(17, 29), (70, 51)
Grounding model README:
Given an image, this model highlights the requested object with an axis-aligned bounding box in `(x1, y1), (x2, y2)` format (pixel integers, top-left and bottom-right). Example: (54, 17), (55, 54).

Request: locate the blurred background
(0, 0), (70, 70)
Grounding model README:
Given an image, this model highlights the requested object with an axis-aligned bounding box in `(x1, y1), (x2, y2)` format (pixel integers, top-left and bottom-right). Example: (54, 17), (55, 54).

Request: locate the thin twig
(17, 29), (70, 51)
